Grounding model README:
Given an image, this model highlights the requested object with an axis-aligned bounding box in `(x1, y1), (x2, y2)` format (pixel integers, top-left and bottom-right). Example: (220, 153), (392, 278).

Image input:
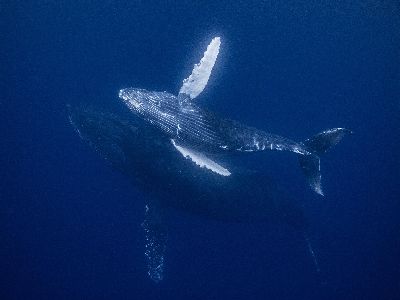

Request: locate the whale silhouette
(119, 37), (351, 195)
(68, 104), (321, 282)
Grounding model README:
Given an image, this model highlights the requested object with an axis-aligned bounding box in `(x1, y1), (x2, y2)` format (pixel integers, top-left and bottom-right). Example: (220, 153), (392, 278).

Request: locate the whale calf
(68, 104), (320, 282)
(119, 37), (351, 195)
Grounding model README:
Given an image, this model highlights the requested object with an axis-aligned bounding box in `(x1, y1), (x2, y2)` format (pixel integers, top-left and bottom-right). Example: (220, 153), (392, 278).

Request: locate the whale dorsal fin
(179, 37), (221, 100)
(171, 139), (231, 176)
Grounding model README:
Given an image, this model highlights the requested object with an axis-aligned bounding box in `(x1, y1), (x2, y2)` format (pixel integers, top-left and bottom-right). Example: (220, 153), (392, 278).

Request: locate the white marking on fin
(179, 37), (221, 100)
(171, 139), (231, 176)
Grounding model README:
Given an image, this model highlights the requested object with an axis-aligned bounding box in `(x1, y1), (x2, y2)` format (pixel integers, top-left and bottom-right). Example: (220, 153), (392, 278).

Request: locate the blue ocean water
(1, 1), (399, 299)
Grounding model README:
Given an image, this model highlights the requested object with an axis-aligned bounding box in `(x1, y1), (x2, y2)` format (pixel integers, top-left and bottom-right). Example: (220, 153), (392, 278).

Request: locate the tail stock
(299, 128), (352, 196)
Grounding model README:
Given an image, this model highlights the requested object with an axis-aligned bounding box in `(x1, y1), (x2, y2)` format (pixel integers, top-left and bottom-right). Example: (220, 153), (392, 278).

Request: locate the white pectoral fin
(179, 37), (221, 100)
(171, 139), (231, 176)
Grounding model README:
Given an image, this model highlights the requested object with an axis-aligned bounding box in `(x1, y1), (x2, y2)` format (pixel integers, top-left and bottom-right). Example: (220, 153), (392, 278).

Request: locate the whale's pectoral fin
(142, 201), (168, 283)
(179, 37), (221, 100)
(171, 139), (231, 176)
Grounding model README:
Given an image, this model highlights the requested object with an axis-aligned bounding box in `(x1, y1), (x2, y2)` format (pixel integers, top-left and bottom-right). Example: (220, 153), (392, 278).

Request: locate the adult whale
(119, 37), (351, 195)
(68, 104), (320, 283)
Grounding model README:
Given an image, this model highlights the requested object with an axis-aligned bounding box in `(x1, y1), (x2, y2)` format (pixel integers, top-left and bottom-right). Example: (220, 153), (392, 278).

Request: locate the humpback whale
(119, 37), (351, 195)
(68, 104), (320, 283)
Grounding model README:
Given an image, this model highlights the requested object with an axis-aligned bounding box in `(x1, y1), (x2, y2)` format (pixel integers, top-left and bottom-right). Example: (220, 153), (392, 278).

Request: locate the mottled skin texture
(118, 88), (352, 196)
(119, 89), (309, 155)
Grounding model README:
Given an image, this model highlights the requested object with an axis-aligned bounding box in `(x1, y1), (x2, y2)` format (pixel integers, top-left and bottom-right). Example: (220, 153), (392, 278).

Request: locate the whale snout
(119, 88), (138, 102)
(119, 88), (143, 109)
(118, 88), (129, 101)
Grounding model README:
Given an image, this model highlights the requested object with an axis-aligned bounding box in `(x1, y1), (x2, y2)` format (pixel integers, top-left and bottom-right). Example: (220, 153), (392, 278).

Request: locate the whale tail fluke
(299, 128), (352, 195)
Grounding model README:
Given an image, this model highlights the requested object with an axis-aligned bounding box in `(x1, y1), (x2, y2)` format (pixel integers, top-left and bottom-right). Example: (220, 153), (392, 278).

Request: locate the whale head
(119, 88), (179, 134)
(119, 88), (146, 109)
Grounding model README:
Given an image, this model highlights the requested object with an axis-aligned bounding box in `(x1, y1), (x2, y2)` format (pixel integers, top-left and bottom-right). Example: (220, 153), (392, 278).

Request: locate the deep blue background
(1, 1), (399, 299)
